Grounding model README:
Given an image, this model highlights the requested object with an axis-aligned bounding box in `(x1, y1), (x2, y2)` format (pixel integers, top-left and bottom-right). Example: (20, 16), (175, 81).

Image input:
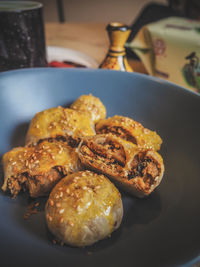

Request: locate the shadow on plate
(10, 122), (29, 148)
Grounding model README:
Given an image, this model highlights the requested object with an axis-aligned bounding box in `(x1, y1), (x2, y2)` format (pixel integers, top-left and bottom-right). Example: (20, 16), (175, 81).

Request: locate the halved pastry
(2, 139), (79, 198)
(26, 106), (96, 146)
(45, 171), (123, 247)
(96, 115), (162, 151)
(78, 134), (164, 198)
(70, 94), (106, 123)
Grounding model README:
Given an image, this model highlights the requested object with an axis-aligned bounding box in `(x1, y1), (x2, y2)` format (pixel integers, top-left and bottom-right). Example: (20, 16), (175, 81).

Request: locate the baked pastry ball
(70, 94), (106, 123)
(45, 171), (123, 247)
(2, 139), (79, 198)
(26, 106), (95, 146)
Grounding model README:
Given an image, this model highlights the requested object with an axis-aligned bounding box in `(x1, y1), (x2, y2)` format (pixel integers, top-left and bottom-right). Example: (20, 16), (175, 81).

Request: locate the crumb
(24, 201), (40, 220)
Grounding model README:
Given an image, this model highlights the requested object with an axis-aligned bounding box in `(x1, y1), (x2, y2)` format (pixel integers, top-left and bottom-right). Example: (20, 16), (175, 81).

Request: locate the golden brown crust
(2, 139), (79, 198)
(70, 94), (106, 123)
(45, 171), (123, 247)
(96, 115), (162, 151)
(25, 106), (96, 146)
(78, 134), (164, 198)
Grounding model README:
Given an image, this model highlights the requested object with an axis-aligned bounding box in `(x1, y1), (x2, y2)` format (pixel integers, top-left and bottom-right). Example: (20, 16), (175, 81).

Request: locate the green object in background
(127, 17), (200, 93)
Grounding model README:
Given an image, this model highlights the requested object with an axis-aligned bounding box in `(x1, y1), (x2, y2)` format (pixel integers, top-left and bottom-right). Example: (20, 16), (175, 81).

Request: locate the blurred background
(2, 0), (199, 24)
(39, 0), (167, 23)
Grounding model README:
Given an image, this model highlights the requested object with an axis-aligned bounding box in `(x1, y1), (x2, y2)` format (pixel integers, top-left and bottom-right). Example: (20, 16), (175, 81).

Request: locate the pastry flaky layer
(2, 139), (79, 198)
(70, 94), (106, 123)
(96, 115), (162, 151)
(78, 134), (164, 198)
(25, 106), (96, 146)
(45, 171), (123, 247)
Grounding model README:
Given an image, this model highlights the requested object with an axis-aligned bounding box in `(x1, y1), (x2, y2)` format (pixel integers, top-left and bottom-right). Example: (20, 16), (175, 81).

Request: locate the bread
(78, 134), (164, 198)
(70, 94), (106, 123)
(2, 139), (79, 198)
(26, 106), (95, 146)
(45, 171), (123, 247)
(96, 115), (162, 151)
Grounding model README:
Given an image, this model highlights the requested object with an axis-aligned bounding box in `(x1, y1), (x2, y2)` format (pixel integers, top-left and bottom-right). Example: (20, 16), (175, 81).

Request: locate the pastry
(70, 94), (106, 123)
(96, 115), (162, 151)
(26, 106), (95, 146)
(45, 171), (123, 247)
(2, 139), (79, 198)
(78, 134), (164, 198)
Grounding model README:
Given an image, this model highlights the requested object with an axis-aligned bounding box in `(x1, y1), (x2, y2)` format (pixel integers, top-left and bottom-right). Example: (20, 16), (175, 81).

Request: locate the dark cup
(0, 1), (47, 71)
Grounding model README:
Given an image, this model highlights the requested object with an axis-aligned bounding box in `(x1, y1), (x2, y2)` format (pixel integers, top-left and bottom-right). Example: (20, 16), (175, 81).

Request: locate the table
(45, 22), (147, 73)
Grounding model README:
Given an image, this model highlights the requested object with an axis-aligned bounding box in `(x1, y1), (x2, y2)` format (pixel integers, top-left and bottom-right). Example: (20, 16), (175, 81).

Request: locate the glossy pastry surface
(26, 106), (95, 146)
(45, 171), (123, 247)
(96, 115), (162, 151)
(2, 139), (79, 198)
(70, 94), (106, 123)
(78, 134), (164, 198)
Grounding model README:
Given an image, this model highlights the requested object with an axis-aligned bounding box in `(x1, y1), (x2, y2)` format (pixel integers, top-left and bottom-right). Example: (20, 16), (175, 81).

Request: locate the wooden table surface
(45, 22), (146, 73)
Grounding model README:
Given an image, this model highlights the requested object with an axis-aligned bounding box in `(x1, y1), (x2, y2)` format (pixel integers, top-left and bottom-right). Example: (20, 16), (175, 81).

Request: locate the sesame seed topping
(60, 217), (64, 223)
(59, 209), (64, 214)
(56, 203), (61, 208)
(66, 188), (70, 194)
(68, 221), (74, 226)
(49, 200), (54, 206)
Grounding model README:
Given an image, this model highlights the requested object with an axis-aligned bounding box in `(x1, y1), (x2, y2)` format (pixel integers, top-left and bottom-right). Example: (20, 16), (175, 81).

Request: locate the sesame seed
(56, 203), (61, 208)
(48, 215), (52, 222)
(59, 209), (64, 214)
(77, 205), (82, 212)
(60, 192), (63, 198)
(66, 188), (70, 194)
(49, 200), (54, 206)
(68, 221), (74, 226)
(95, 185), (101, 189)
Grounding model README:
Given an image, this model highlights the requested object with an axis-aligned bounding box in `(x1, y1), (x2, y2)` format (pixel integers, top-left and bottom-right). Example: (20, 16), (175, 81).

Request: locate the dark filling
(37, 135), (80, 148)
(80, 138), (126, 176)
(97, 126), (137, 144)
(128, 152), (160, 187)
(7, 165), (67, 198)
(81, 139), (126, 167)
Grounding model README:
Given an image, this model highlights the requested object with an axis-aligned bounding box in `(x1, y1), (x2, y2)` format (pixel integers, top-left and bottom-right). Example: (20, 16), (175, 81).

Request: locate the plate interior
(0, 68), (200, 267)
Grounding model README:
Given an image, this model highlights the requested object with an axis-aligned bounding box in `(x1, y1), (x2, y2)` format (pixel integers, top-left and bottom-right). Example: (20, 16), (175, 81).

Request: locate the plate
(0, 68), (200, 267)
(46, 46), (99, 68)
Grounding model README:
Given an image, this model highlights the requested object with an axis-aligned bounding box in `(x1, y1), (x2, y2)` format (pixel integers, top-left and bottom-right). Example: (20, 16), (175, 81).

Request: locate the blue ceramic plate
(0, 68), (199, 267)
